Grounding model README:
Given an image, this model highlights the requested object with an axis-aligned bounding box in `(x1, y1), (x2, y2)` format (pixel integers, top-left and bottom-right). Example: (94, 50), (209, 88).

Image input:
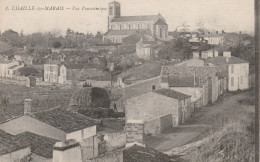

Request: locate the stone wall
(125, 92), (179, 124)
(144, 118), (160, 134)
(159, 114), (173, 132)
(85, 149), (123, 162)
(125, 122), (144, 144)
(104, 132), (126, 151)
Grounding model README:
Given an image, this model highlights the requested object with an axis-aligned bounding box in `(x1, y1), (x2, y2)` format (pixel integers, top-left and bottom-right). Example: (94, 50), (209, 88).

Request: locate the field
(145, 89), (255, 161)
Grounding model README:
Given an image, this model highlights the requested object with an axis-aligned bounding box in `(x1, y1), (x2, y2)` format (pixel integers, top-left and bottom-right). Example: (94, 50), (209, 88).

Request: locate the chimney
(24, 99), (32, 115)
(53, 139), (82, 162)
(125, 120), (145, 147)
(226, 57), (229, 62)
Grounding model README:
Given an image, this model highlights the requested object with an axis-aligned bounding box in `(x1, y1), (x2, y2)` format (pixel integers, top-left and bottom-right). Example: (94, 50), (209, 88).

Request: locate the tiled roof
(16, 132), (58, 158)
(0, 60), (13, 64)
(0, 130), (30, 155)
(122, 31), (153, 44)
(64, 63), (86, 69)
(167, 76), (201, 87)
(8, 65), (20, 70)
(0, 130), (58, 158)
(205, 56), (248, 65)
(162, 66), (217, 87)
(155, 19), (167, 25)
(119, 62), (162, 84)
(154, 88), (191, 100)
(32, 108), (97, 133)
(123, 144), (170, 162)
(111, 15), (158, 22)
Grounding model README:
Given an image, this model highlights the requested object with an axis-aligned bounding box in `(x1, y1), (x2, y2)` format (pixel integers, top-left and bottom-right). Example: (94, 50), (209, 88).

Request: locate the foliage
(158, 37), (192, 60)
(18, 67), (38, 76)
(188, 104), (255, 162)
(91, 87), (110, 108)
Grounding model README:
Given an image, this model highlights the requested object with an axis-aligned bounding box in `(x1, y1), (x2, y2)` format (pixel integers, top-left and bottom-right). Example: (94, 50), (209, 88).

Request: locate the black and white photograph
(0, 0), (257, 161)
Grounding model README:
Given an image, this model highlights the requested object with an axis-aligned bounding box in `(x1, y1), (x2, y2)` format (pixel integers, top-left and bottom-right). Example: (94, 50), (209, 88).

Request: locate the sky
(0, 0), (254, 35)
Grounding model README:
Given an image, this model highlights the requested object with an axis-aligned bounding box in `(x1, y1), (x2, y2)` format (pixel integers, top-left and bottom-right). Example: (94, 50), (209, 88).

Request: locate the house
(43, 60), (61, 83)
(6, 64), (24, 79)
(104, 1), (168, 43)
(207, 35), (224, 45)
(0, 99), (97, 142)
(161, 65), (219, 107)
(136, 39), (157, 60)
(0, 60), (20, 78)
(0, 130), (58, 162)
(205, 51), (249, 91)
(58, 63), (86, 84)
(125, 89), (191, 134)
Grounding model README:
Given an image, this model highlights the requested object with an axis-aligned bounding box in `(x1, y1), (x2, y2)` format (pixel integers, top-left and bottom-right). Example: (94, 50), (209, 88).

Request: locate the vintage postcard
(0, 0), (256, 161)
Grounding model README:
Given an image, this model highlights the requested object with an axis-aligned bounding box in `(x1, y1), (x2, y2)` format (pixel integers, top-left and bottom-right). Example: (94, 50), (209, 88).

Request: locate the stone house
(104, 1), (168, 43)
(136, 40), (157, 60)
(6, 64), (24, 79)
(161, 65), (219, 107)
(0, 60), (20, 78)
(205, 51), (249, 91)
(43, 60), (61, 83)
(207, 35), (224, 45)
(0, 130), (57, 162)
(125, 89), (191, 134)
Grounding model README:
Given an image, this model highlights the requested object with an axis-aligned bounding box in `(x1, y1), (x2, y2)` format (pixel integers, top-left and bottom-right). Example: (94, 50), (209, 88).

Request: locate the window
(160, 28), (163, 38)
(231, 77), (234, 86)
(231, 65), (234, 73)
(50, 66), (53, 72)
(241, 76), (243, 84)
(152, 85), (156, 90)
(109, 6), (113, 15)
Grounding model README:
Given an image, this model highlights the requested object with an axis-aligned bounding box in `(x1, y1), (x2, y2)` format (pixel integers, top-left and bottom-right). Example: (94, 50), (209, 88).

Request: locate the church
(103, 1), (168, 43)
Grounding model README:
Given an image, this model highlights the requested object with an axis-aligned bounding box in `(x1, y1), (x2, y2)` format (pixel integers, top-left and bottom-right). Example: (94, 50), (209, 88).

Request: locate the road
(145, 89), (254, 152)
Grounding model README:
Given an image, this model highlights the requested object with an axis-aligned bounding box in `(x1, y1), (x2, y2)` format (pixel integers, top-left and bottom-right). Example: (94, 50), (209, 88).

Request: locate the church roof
(155, 19), (167, 25)
(111, 15), (159, 22)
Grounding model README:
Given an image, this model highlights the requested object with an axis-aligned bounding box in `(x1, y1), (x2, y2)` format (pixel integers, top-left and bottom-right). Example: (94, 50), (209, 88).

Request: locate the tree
(52, 41), (62, 48)
(196, 19), (205, 35)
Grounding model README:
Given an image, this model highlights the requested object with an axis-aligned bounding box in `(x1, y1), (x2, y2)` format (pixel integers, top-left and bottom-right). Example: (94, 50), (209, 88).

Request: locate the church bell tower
(108, 1), (121, 29)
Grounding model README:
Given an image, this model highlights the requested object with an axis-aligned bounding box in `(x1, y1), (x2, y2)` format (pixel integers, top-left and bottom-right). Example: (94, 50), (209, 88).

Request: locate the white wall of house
(0, 116), (66, 141)
(44, 64), (59, 83)
(170, 87), (202, 103)
(0, 147), (31, 162)
(125, 92), (180, 126)
(58, 65), (67, 84)
(0, 61), (19, 78)
(228, 63), (249, 91)
(66, 125), (97, 142)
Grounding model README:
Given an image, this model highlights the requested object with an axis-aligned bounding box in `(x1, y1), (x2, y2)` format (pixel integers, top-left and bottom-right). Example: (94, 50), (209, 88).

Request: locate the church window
(109, 6), (113, 15)
(160, 28), (163, 38)
(128, 25), (131, 30)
